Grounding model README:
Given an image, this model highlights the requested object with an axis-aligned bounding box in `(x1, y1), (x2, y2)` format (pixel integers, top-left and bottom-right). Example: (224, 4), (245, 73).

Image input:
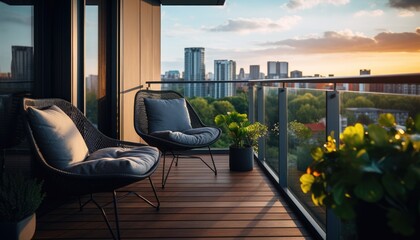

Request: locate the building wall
(120, 0), (161, 142)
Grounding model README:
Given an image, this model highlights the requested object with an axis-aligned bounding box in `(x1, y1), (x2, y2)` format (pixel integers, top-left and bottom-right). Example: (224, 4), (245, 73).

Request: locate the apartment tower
(213, 59), (236, 98)
(184, 47), (206, 97)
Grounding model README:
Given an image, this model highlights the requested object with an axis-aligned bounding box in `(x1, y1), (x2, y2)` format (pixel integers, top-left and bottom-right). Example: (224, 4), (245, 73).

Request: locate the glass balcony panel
(340, 90), (420, 129)
(263, 86), (279, 173)
(287, 88), (327, 231)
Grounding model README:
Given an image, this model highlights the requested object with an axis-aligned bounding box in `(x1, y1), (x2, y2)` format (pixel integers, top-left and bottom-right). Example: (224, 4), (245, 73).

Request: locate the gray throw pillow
(144, 98), (192, 133)
(27, 105), (89, 169)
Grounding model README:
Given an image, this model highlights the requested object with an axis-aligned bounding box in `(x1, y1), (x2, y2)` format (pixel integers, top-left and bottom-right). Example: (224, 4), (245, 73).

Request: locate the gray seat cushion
(66, 146), (160, 176)
(144, 98), (192, 133)
(150, 127), (220, 146)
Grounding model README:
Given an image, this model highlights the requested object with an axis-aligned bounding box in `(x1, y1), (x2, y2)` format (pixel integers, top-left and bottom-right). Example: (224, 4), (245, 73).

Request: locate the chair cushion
(144, 98), (192, 133)
(150, 127), (220, 146)
(27, 105), (89, 169)
(66, 146), (160, 176)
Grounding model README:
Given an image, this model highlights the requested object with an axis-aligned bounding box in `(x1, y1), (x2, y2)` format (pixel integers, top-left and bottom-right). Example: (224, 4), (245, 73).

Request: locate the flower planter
(229, 145), (253, 171)
(0, 213), (36, 240)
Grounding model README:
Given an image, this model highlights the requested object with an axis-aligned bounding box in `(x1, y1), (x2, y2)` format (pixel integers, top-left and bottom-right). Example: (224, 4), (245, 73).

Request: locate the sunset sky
(161, 0), (420, 77)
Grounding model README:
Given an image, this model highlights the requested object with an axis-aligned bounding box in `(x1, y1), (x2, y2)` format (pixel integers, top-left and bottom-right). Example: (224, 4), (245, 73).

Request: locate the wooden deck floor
(34, 154), (313, 239)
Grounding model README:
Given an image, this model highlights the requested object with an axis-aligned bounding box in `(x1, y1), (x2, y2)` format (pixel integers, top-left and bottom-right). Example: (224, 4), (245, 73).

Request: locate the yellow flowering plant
(300, 113), (420, 237)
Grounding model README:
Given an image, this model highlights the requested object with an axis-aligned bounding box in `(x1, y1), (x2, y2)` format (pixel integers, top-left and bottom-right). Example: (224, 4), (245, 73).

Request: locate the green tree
(188, 97), (215, 126)
(211, 100), (235, 115)
(343, 96), (375, 109)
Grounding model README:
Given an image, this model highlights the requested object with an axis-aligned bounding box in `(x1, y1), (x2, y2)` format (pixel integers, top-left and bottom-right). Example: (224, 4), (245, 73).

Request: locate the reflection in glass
(0, 1), (33, 93)
(287, 89), (327, 231)
(264, 87), (279, 173)
(85, 5), (98, 126)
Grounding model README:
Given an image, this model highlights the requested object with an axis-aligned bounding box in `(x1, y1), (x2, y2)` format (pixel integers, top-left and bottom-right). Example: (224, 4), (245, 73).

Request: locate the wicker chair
(134, 90), (221, 188)
(23, 98), (160, 240)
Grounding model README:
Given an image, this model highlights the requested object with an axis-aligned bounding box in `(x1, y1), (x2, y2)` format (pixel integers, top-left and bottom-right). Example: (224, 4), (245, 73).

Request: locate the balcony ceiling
(160, 0), (225, 5)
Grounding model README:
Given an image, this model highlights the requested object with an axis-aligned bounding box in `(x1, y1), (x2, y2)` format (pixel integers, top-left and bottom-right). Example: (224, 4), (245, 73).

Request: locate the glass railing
(248, 73), (420, 239)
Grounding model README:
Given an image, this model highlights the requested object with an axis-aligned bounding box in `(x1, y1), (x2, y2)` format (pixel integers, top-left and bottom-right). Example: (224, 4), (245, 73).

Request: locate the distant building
(213, 59), (236, 99)
(346, 107), (409, 125)
(267, 61), (288, 79)
(86, 75), (98, 93)
(358, 69), (370, 92)
(184, 47), (206, 97)
(11, 46), (33, 81)
(238, 68), (245, 80)
(291, 70), (303, 88)
(249, 65), (260, 80)
(162, 70), (181, 91)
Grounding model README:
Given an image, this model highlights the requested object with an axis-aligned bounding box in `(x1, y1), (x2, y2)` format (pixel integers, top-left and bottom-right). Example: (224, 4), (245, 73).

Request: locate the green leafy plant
(300, 113), (420, 237)
(214, 111), (268, 150)
(0, 173), (45, 222)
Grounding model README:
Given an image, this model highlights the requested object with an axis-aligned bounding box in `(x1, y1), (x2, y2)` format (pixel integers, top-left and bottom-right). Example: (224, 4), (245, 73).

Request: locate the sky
(161, 0), (420, 77)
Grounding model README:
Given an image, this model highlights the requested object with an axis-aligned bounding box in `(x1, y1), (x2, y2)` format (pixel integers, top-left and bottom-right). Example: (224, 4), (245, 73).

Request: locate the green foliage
(214, 111), (268, 150)
(300, 113), (420, 237)
(0, 173), (45, 222)
(289, 121), (312, 140)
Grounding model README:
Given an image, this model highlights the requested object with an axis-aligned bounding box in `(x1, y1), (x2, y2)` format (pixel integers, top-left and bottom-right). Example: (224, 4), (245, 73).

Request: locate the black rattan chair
(134, 90), (221, 188)
(23, 98), (161, 240)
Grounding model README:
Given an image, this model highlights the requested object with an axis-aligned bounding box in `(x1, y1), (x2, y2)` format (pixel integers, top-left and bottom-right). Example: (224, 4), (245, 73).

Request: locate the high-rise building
(213, 59), (236, 99)
(267, 61), (288, 79)
(358, 69), (371, 92)
(184, 47), (206, 97)
(238, 68), (245, 80)
(249, 65), (260, 80)
(290, 70), (303, 88)
(162, 70), (181, 91)
(11, 46), (33, 81)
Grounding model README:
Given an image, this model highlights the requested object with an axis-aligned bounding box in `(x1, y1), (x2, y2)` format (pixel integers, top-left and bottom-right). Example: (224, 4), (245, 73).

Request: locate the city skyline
(162, 0), (420, 77)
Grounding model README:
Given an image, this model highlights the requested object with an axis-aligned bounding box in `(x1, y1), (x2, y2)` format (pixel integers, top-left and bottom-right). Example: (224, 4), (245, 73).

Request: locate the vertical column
(278, 88), (287, 187)
(257, 84), (265, 161)
(326, 90), (341, 239)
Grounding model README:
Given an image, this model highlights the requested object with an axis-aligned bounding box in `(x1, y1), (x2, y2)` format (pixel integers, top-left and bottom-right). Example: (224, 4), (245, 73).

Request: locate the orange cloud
(262, 28), (420, 54)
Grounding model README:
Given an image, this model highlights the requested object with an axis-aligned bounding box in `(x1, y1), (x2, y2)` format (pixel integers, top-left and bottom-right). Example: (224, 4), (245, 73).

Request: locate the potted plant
(215, 111), (268, 171)
(0, 172), (45, 240)
(300, 113), (419, 239)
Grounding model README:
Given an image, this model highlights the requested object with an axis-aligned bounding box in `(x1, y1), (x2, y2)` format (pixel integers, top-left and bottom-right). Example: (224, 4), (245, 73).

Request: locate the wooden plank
(33, 155), (314, 239)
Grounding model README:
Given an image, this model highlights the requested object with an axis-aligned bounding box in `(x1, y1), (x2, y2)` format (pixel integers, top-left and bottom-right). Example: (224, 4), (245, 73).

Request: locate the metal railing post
(326, 90), (341, 239)
(278, 88), (288, 188)
(248, 84), (255, 122)
(257, 84), (265, 161)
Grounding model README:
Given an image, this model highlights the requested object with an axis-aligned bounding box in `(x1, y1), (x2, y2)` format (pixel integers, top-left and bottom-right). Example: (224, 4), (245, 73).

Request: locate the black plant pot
(229, 145), (253, 171)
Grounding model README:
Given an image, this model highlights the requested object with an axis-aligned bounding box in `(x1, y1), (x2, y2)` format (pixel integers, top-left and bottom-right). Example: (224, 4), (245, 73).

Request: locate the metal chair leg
(113, 191), (121, 240)
(208, 146), (218, 175)
(162, 152), (177, 189)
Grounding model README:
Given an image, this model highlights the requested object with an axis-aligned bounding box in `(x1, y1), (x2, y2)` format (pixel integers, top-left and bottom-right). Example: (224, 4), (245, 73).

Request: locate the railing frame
(146, 72), (420, 239)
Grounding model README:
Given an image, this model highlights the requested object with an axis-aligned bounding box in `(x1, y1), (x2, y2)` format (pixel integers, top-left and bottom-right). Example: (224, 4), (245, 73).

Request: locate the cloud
(0, 9), (32, 26)
(389, 0), (420, 11)
(261, 28), (420, 54)
(354, 9), (384, 17)
(205, 16), (301, 33)
(286, 0), (350, 10)
(398, 9), (415, 16)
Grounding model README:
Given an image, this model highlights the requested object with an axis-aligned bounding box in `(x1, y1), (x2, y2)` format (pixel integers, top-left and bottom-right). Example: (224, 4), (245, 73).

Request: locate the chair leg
(113, 191), (121, 240)
(208, 146), (218, 175)
(80, 194), (119, 240)
(161, 152), (177, 189)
